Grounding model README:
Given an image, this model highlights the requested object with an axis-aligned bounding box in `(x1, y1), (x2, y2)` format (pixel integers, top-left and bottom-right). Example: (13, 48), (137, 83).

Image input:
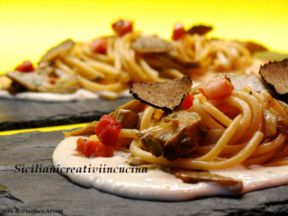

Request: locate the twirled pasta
(3, 20), (258, 97)
(117, 89), (288, 170)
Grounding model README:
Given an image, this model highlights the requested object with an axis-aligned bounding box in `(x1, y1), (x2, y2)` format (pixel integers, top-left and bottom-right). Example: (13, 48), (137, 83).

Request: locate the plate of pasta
(53, 64), (288, 200)
(0, 19), (270, 101)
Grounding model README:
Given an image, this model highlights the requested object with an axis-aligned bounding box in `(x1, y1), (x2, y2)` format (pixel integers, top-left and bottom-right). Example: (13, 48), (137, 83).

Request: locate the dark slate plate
(0, 131), (288, 216)
(0, 97), (130, 131)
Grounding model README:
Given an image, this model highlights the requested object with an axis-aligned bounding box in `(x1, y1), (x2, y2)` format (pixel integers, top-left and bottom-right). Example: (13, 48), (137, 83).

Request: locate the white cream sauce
(52, 136), (288, 201)
(0, 89), (130, 102)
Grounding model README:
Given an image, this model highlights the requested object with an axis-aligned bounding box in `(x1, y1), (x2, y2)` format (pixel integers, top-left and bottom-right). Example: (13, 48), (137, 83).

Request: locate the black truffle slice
(225, 73), (267, 93)
(259, 59), (288, 95)
(241, 41), (268, 54)
(132, 36), (173, 53)
(130, 76), (192, 111)
(187, 25), (213, 35)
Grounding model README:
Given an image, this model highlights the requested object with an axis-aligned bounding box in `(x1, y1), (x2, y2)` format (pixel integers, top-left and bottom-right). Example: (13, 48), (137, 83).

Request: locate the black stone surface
(0, 97), (130, 131)
(0, 131), (288, 216)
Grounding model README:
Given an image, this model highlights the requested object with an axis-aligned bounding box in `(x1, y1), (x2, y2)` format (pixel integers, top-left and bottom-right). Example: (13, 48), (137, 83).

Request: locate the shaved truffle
(130, 76), (192, 111)
(225, 73), (267, 93)
(142, 54), (199, 75)
(259, 59), (288, 95)
(187, 25), (213, 35)
(241, 41), (268, 54)
(132, 36), (173, 53)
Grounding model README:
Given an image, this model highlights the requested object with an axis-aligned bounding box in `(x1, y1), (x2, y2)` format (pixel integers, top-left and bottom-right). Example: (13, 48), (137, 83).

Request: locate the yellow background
(0, 0), (288, 135)
(1, 0), (288, 73)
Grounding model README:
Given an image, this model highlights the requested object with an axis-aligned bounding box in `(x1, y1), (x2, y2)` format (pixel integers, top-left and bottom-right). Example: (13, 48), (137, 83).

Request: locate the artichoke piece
(173, 170), (243, 193)
(7, 70), (48, 92)
(7, 65), (79, 93)
(39, 39), (75, 65)
(140, 110), (203, 160)
(64, 121), (97, 137)
(0, 76), (12, 90)
(113, 109), (139, 129)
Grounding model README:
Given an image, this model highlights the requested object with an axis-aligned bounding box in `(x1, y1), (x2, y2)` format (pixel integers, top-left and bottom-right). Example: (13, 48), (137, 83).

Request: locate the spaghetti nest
(3, 20), (258, 96)
(117, 89), (288, 170)
(42, 33), (254, 92)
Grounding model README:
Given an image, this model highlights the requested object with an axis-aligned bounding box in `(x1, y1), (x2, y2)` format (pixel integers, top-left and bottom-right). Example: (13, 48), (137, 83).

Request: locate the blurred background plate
(0, 0), (288, 130)
(0, 0), (288, 73)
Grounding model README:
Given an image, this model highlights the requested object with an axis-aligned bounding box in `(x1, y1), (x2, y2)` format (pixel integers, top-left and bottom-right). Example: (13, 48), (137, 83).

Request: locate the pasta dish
(0, 19), (266, 100)
(53, 60), (288, 200)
